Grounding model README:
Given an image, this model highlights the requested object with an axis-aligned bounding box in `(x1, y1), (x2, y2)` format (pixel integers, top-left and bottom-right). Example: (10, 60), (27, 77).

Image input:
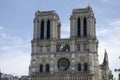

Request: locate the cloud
(0, 26), (3, 30)
(1, 33), (6, 38)
(0, 52), (30, 76)
(110, 20), (120, 26)
(61, 22), (70, 38)
(0, 26), (7, 39)
(97, 19), (120, 78)
(0, 27), (31, 76)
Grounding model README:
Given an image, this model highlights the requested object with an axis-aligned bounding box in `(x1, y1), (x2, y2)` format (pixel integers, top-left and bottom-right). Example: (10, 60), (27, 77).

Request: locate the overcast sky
(0, 0), (120, 78)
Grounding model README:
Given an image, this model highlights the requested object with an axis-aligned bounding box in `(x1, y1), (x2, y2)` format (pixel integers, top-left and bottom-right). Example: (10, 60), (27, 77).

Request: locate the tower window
(77, 44), (80, 51)
(84, 43), (87, 51)
(61, 44), (70, 52)
(84, 63), (88, 72)
(41, 20), (44, 39)
(39, 64), (43, 72)
(46, 64), (50, 72)
(56, 44), (61, 52)
(46, 45), (50, 52)
(77, 18), (81, 37)
(83, 17), (87, 37)
(78, 63), (81, 71)
(47, 20), (50, 39)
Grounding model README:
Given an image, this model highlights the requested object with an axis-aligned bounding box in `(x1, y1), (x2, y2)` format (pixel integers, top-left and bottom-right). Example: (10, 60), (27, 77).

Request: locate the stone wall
(31, 73), (93, 80)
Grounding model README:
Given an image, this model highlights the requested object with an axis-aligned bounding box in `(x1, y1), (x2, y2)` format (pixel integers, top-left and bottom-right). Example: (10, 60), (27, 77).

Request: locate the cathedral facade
(29, 6), (111, 80)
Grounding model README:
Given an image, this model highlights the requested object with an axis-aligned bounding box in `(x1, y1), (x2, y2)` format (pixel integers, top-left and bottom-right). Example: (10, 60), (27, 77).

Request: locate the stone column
(50, 19), (53, 39)
(90, 16), (95, 38)
(81, 63), (84, 72)
(77, 75), (79, 80)
(51, 18), (57, 39)
(71, 53), (75, 71)
(93, 17), (96, 38)
(50, 54), (54, 73)
(33, 18), (39, 40)
(71, 40), (75, 52)
(91, 17), (94, 37)
(37, 20), (41, 39)
(88, 16), (95, 38)
(43, 64), (46, 73)
(74, 17), (77, 37)
(95, 19), (96, 38)
(87, 17), (90, 37)
(51, 41), (56, 53)
(70, 16), (75, 38)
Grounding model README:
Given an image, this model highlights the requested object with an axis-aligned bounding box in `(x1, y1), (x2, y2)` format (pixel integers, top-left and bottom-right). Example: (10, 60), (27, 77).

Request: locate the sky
(0, 0), (120, 78)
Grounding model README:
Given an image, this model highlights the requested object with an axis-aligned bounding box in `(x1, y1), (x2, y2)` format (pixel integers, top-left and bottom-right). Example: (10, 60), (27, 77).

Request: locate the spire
(103, 49), (109, 68)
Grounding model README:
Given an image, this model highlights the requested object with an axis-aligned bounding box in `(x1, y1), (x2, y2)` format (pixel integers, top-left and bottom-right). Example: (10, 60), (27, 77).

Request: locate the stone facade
(29, 6), (111, 80)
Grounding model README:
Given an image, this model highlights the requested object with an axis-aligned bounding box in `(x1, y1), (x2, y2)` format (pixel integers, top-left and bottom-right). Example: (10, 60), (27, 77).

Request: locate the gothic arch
(84, 43), (87, 51)
(61, 44), (70, 52)
(84, 63), (88, 71)
(46, 64), (50, 72)
(40, 20), (44, 39)
(78, 63), (81, 71)
(77, 17), (81, 37)
(39, 64), (43, 72)
(83, 17), (87, 37)
(47, 19), (50, 39)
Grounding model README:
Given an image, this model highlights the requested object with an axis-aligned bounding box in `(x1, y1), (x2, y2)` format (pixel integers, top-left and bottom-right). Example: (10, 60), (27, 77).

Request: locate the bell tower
(70, 6), (100, 80)
(70, 5), (96, 38)
(33, 9), (61, 40)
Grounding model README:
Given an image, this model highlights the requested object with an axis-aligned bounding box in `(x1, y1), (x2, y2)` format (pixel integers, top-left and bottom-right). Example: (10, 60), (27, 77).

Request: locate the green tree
(114, 56), (120, 80)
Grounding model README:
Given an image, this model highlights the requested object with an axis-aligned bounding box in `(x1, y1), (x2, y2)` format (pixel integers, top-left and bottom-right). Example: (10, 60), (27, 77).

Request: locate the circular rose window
(57, 58), (70, 71)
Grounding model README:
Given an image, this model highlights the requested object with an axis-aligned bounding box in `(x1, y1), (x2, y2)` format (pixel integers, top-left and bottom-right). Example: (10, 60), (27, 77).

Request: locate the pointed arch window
(39, 64), (43, 72)
(47, 20), (50, 39)
(78, 63), (81, 71)
(77, 44), (81, 51)
(46, 45), (50, 52)
(65, 44), (70, 52)
(84, 43), (87, 51)
(46, 64), (50, 72)
(56, 44), (61, 52)
(77, 18), (81, 37)
(61, 44), (70, 52)
(84, 63), (88, 72)
(41, 20), (44, 39)
(83, 17), (87, 37)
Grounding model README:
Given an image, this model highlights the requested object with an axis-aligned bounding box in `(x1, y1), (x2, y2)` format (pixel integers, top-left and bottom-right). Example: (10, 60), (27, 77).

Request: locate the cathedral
(29, 6), (112, 80)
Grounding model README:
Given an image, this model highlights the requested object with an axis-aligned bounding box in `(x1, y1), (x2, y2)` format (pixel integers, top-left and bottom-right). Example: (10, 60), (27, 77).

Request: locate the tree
(114, 56), (120, 80)
(109, 71), (114, 80)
